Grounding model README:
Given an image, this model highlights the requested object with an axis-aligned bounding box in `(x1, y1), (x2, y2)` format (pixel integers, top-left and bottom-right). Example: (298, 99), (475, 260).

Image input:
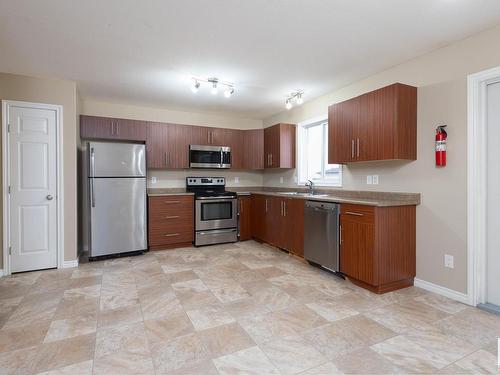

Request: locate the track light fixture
(284, 91), (305, 110)
(190, 77), (235, 98)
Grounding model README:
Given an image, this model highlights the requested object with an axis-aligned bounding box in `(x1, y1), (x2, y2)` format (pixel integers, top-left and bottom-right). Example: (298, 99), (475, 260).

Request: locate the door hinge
(9, 246), (11, 255)
(7, 123), (10, 133)
(8, 186), (11, 194)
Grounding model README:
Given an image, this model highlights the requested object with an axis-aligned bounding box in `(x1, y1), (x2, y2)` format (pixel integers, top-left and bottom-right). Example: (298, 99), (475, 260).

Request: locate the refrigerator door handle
(90, 147), (96, 177)
(90, 178), (95, 207)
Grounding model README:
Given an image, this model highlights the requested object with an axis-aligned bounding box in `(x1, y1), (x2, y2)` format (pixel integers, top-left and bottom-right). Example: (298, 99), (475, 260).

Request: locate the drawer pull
(164, 233), (180, 237)
(164, 201), (180, 204)
(164, 215), (180, 219)
(345, 211), (364, 216)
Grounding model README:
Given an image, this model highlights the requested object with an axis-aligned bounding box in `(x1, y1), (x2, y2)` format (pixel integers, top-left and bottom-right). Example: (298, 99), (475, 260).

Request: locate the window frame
(297, 116), (342, 187)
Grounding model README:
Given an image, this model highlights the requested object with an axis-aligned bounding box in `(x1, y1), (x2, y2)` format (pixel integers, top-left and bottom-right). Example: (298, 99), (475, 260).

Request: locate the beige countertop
(148, 187), (420, 207)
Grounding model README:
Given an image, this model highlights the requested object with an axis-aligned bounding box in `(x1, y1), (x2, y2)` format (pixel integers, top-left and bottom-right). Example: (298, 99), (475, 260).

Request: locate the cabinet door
(167, 124), (190, 168)
(146, 122), (169, 169)
(356, 93), (379, 161)
(278, 124), (296, 169)
(340, 206), (375, 285)
(328, 99), (357, 164)
(264, 125), (280, 168)
(113, 119), (147, 141)
(238, 196), (252, 241)
(369, 86), (395, 161)
(268, 197), (283, 247)
(243, 129), (264, 170)
(284, 198), (304, 257)
(190, 126), (210, 146)
(220, 129), (244, 169)
(80, 115), (114, 139)
(251, 195), (266, 241)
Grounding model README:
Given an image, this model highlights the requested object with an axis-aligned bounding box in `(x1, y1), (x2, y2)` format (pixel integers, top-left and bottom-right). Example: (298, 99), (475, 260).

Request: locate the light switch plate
(366, 175), (373, 185)
(280, 177), (284, 184)
(234, 177), (239, 184)
(372, 175), (379, 185)
(444, 254), (454, 269)
(151, 176), (157, 184)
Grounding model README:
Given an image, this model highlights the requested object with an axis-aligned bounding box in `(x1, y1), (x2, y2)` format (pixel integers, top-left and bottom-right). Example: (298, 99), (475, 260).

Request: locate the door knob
(46, 195), (54, 201)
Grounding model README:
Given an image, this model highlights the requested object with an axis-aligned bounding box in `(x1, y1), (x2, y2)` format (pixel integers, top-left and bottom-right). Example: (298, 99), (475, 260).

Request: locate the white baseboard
(0, 269), (3, 277)
(61, 259), (79, 269)
(414, 278), (470, 305)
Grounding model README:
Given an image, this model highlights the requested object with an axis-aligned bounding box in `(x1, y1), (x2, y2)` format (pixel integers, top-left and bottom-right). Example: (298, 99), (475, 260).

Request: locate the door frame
(2, 100), (64, 276)
(467, 66), (500, 306)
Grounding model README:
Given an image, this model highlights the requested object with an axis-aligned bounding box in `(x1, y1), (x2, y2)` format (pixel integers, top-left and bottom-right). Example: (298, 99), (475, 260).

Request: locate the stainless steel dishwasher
(304, 200), (340, 272)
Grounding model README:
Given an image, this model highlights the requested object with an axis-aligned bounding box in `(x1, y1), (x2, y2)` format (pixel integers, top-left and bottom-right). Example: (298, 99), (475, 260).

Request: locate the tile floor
(0, 240), (499, 374)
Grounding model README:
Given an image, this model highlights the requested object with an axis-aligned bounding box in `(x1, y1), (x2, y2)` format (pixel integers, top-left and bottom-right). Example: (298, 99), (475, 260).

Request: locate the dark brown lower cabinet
(238, 196), (252, 241)
(250, 195), (304, 257)
(340, 203), (416, 293)
(148, 195), (194, 250)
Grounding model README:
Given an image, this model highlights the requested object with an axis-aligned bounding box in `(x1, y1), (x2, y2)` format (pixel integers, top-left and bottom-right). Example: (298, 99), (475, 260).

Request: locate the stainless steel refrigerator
(81, 141), (147, 259)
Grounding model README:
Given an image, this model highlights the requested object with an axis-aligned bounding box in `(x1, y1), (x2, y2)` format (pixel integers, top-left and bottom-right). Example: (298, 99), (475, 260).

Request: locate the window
(298, 118), (342, 186)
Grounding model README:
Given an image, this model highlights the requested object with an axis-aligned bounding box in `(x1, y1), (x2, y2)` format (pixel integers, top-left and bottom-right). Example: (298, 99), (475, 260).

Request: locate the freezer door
(89, 177), (147, 257)
(89, 142), (146, 177)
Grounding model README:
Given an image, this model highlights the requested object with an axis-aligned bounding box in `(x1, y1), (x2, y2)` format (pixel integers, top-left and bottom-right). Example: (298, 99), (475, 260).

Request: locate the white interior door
(486, 81), (500, 307)
(8, 104), (58, 273)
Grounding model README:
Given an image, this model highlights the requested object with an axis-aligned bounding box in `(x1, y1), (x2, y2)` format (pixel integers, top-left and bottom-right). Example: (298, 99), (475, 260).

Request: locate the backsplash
(146, 169), (264, 188)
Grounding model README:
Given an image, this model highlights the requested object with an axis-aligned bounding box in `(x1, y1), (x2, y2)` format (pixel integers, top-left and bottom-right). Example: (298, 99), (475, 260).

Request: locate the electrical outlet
(234, 177), (239, 184)
(280, 176), (284, 184)
(366, 175), (373, 185)
(444, 254), (454, 269)
(372, 175), (379, 185)
(151, 176), (157, 184)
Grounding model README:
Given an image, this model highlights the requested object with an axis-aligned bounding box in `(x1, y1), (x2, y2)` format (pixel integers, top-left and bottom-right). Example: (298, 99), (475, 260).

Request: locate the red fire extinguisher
(435, 125), (447, 167)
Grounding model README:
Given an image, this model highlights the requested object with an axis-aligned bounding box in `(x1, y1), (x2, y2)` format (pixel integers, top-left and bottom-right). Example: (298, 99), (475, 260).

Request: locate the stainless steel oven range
(186, 177), (238, 246)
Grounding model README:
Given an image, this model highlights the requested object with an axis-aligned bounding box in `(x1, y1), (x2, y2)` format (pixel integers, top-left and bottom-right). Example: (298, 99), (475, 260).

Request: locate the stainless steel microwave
(189, 145), (231, 169)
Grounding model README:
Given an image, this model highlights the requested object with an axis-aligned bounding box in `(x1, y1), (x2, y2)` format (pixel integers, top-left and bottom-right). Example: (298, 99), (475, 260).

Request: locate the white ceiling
(1, 0), (500, 119)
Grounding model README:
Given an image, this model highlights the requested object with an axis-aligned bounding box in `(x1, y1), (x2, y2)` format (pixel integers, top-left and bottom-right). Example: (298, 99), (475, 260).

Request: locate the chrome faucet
(306, 180), (315, 195)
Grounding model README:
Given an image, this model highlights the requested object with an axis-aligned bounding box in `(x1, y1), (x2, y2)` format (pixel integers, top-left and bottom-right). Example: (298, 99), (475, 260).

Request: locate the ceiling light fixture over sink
(285, 91), (304, 110)
(190, 77), (235, 98)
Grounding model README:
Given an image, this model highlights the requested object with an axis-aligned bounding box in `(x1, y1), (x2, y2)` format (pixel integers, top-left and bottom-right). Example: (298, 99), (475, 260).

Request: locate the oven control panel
(187, 177), (225, 186)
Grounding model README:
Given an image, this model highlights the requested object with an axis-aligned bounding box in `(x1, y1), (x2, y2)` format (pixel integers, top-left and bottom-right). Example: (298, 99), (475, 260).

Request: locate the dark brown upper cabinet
(243, 129), (264, 170)
(80, 115), (147, 141)
(328, 83), (417, 164)
(146, 123), (191, 169)
(264, 123), (296, 169)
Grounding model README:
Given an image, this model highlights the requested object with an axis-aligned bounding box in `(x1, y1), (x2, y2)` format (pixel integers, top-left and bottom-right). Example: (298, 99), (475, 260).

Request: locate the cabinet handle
(283, 201), (286, 216)
(164, 233), (180, 237)
(270, 154), (273, 166)
(345, 211), (364, 216)
(165, 152), (169, 167)
(351, 139), (355, 158)
(357, 138), (360, 158)
(280, 201), (283, 216)
(164, 201), (180, 204)
(165, 215), (179, 219)
(265, 199), (268, 213)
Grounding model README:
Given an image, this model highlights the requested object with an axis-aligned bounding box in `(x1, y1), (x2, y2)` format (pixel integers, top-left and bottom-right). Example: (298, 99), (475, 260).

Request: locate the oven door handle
(196, 196), (236, 201)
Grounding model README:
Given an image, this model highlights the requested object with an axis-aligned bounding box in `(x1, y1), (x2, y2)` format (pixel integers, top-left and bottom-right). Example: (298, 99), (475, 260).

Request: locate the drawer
(149, 206), (193, 223)
(340, 204), (375, 223)
(149, 229), (193, 246)
(149, 195), (193, 211)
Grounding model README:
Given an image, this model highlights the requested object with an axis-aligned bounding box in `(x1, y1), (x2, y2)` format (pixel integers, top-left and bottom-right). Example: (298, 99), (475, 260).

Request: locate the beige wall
(80, 99), (263, 130)
(0, 73), (78, 268)
(263, 24), (500, 294)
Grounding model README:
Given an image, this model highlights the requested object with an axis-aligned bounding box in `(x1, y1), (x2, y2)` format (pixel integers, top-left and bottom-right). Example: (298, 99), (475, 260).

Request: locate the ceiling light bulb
(211, 82), (218, 95)
(285, 100), (292, 110)
(224, 87), (234, 98)
(296, 94), (303, 105)
(191, 80), (200, 93)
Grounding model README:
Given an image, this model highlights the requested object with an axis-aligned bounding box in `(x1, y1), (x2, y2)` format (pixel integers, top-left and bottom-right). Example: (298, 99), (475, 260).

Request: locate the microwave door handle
(220, 148), (223, 168)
